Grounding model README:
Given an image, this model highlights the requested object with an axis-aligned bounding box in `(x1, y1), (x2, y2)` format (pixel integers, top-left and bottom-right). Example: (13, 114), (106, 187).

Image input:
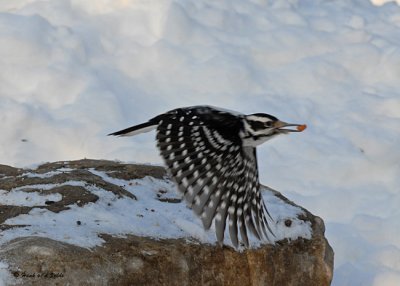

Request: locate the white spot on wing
(221, 201), (227, 209)
(188, 186), (194, 196)
(231, 194), (237, 202)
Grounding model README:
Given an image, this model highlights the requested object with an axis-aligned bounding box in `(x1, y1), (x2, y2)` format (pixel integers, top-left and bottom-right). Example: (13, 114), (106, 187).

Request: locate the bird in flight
(109, 105), (306, 248)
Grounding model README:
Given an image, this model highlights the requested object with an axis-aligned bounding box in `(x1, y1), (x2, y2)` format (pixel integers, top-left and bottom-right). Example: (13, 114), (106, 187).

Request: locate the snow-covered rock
(0, 159), (333, 285)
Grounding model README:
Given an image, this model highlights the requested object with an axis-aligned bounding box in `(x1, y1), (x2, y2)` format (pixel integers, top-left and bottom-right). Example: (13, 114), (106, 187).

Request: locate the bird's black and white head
(241, 113), (306, 146)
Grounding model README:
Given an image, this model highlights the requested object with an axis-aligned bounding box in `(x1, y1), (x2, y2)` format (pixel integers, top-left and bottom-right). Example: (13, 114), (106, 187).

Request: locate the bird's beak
(274, 121), (307, 133)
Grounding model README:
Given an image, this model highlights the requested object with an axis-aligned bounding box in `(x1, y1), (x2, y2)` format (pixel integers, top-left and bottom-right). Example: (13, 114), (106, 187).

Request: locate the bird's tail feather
(108, 121), (157, 137)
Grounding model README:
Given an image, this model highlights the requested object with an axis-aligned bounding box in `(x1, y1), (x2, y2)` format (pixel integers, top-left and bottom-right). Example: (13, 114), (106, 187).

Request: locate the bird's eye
(265, 121), (273, 127)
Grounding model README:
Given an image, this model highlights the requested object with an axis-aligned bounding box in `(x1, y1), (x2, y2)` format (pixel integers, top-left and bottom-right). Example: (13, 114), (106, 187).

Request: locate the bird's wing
(156, 107), (273, 247)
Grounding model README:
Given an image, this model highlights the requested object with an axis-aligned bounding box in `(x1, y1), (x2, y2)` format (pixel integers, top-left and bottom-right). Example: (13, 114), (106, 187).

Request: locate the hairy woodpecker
(109, 105), (306, 247)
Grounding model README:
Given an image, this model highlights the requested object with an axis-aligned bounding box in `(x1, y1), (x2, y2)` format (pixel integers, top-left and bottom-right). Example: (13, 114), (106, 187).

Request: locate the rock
(0, 159), (334, 286)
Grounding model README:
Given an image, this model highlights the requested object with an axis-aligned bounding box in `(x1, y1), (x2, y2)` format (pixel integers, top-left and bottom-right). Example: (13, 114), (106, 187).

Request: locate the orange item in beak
(297, 124), (307, 132)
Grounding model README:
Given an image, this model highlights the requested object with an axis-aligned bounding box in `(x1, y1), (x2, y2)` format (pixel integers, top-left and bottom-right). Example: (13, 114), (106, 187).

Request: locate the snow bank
(0, 0), (399, 285)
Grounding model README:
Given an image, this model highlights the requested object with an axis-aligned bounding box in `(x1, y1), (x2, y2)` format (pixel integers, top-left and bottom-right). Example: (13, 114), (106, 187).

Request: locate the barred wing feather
(156, 107), (273, 247)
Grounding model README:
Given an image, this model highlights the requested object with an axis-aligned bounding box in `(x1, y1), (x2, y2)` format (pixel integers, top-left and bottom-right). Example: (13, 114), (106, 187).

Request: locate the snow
(21, 168), (73, 178)
(371, 0), (400, 6)
(0, 0), (399, 285)
(0, 189), (62, 207)
(0, 261), (14, 286)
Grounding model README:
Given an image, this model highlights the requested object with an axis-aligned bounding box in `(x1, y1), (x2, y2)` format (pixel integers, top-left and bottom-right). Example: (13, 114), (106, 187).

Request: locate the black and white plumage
(109, 106), (305, 248)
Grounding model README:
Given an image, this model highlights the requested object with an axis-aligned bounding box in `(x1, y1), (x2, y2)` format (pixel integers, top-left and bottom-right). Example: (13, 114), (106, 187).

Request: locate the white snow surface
(0, 261), (15, 286)
(371, 0), (400, 6)
(0, 189), (62, 207)
(0, 0), (399, 285)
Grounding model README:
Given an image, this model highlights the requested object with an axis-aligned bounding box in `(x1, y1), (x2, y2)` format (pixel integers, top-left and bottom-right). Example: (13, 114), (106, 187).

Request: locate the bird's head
(242, 113), (306, 146)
